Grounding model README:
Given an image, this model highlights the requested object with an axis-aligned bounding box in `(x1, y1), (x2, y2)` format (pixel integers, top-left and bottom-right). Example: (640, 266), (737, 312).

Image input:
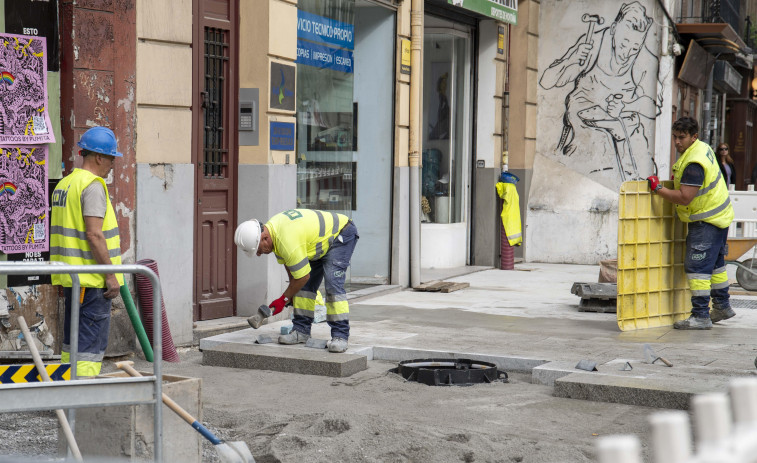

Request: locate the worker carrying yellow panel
(496, 172), (522, 246)
(646, 116), (735, 330)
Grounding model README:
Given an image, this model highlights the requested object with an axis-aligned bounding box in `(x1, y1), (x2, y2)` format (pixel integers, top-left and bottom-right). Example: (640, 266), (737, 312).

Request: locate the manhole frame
(394, 358), (508, 386)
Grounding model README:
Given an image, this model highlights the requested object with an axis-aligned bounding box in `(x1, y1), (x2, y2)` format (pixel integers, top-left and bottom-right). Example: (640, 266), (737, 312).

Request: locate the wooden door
(193, 0), (238, 320)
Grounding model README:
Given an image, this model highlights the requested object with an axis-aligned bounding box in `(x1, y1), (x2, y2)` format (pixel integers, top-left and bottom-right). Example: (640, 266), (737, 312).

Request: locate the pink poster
(0, 34), (55, 144)
(0, 145), (48, 253)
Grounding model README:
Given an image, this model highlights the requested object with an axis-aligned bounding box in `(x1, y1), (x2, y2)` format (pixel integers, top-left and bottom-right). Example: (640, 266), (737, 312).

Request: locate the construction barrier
(617, 181), (690, 331)
(597, 377), (757, 463)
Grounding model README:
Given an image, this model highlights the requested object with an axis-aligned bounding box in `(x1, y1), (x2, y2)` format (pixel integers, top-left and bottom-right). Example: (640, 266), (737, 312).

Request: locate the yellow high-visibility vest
(672, 139), (733, 229)
(496, 182), (522, 246)
(266, 209), (350, 279)
(50, 169), (124, 288)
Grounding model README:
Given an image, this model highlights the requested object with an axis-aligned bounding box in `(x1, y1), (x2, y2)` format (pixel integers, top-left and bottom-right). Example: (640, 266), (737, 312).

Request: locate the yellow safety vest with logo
(50, 169), (124, 288)
(496, 182), (522, 246)
(266, 209), (350, 279)
(672, 139), (734, 229)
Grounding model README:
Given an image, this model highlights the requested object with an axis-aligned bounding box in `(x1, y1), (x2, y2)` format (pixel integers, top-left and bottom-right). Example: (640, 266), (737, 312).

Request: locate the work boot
(673, 316), (713, 330)
(327, 337), (348, 353)
(278, 330), (310, 345)
(709, 307), (736, 323)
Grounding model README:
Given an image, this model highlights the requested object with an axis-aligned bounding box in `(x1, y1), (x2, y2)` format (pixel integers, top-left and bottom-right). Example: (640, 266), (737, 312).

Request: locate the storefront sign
(400, 39), (411, 75)
(297, 40), (354, 74)
(297, 11), (354, 50)
(270, 62), (296, 111)
(4, 0), (60, 72)
(270, 122), (295, 151)
(497, 25), (505, 54)
(448, 0), (517, 25)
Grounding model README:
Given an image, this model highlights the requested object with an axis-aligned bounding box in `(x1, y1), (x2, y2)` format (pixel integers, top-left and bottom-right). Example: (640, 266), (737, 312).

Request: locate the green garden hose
(120, 283), (154, 362)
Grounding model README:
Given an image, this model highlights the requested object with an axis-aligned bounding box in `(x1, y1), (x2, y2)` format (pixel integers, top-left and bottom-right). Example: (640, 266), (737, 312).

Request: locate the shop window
(421, 30), (471, 224)
(296, 0), (356, 213)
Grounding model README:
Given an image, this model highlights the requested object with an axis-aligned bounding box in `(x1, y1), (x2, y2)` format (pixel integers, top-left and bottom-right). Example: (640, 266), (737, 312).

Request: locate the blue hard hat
(77, 126), (123, 157)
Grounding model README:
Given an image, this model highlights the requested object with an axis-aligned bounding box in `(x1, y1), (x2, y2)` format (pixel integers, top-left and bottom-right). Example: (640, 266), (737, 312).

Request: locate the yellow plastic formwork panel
(617, 181), (691, 331)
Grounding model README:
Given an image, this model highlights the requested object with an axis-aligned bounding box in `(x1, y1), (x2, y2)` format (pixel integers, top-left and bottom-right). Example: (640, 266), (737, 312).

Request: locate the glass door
(422, 28), (471, 225)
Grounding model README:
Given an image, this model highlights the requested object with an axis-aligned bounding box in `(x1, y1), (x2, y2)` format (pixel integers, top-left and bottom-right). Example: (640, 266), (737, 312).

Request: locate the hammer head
(581, 13), (604, 25)
(257, 304), (272, 318)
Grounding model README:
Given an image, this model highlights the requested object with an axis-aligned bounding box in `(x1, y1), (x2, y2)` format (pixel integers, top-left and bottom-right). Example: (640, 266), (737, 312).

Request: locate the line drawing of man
(539, 2), (662, 185)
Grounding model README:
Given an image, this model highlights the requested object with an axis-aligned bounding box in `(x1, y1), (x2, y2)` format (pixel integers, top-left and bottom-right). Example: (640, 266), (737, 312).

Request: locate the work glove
(647, 176), (662, 193)
(269, 294), (290, 316)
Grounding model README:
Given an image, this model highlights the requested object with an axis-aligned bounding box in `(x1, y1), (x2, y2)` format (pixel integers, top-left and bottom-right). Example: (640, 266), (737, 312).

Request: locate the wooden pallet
(413, 280), (470, 293)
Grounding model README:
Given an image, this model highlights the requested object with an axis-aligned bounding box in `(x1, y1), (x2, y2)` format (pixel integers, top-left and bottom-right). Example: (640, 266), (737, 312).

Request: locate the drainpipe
(703, 65), (714, 145)
(409, 0), (423, 287)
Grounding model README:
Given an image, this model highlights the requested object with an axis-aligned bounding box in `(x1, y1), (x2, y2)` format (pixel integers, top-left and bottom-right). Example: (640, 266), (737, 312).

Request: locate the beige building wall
(239, 0), (297, 166)
(508, 0), (538, 172)
(135, 0), (193, 164)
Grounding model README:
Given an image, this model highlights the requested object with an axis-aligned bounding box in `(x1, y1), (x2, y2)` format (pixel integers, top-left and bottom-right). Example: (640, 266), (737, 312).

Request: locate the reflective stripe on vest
(266, 209), (350, 279)
(50, 169), (124, 288)
(672, 140), (734, 229)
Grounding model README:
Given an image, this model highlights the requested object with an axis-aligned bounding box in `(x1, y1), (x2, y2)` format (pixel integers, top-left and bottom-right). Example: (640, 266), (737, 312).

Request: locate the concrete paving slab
(201, 342), (368, 378)
(197, 263), (757, 410)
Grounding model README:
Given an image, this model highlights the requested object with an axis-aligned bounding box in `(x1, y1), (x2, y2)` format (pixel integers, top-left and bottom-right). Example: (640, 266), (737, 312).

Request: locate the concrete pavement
(199, 263), (757, 410)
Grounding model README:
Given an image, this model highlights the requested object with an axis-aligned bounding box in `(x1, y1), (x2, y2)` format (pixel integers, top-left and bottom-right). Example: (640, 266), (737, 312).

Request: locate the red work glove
(269, 295), (290, 316)
(647, 176), (662, 193)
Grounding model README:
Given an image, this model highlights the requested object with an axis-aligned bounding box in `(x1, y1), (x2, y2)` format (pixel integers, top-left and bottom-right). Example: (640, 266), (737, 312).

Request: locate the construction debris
(413, 280), (470, 293)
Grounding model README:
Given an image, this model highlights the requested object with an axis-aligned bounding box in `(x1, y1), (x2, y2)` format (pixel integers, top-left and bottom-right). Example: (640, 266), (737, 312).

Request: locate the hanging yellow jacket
(672, 139), (733, 229)
(496, 182), (522, 246)
(50, 169), (124, 288)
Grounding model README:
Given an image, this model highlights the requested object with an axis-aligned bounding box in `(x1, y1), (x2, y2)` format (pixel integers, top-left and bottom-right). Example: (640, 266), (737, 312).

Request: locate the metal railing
(0, 263), (164, 462)
(678, 0), (742, 34)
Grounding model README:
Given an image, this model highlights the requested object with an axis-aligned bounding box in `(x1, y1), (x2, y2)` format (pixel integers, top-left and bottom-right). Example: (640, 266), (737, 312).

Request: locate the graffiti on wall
(538, 1), (662, 187)
(0, 145), (48, 254)
(0, 34), (54, 145)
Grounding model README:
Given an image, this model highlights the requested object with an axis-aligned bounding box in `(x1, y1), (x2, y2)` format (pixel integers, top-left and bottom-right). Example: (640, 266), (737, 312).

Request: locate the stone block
(531, 361), (579, 386)
(202, 342), (367, 377)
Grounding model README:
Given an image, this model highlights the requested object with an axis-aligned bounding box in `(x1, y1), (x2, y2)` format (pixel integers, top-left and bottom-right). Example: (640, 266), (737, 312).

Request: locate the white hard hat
(234, 219), (261, 257)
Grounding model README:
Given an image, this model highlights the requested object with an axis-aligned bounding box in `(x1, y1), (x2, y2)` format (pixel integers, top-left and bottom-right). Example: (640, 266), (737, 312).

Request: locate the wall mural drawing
(539, 1), (662, 187)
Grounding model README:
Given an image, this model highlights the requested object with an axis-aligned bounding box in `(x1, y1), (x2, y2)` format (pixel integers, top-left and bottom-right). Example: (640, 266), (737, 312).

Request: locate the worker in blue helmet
(50, 126), (124, 377)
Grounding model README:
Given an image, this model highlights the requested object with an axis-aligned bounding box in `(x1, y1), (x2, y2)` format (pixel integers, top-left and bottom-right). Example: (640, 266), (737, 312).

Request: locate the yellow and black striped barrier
(0, 364), (71, 383)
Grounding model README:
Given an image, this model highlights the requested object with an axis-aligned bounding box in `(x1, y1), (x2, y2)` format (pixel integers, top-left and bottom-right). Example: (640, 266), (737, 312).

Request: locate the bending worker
(51, 126), (124, 376)
(234, 209), (359, 353)
(647, 117), (735, 330)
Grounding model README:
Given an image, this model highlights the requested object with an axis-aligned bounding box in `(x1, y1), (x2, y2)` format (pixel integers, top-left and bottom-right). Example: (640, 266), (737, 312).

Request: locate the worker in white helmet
(234, 209), (359, 353)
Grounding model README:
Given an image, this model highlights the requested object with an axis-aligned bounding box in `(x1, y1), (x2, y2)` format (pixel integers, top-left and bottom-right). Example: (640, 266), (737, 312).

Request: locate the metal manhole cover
(392, 358), (508, 386)
(730, 299), (757, 310)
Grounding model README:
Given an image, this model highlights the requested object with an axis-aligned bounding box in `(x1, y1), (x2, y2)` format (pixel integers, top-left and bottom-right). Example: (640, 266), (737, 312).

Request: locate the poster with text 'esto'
(0, 145), (48, 254)
(0, 33), (54, 144)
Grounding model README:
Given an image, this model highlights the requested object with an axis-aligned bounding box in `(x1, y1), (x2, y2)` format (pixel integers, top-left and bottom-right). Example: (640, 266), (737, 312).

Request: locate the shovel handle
(115, 360), (226, 446)
(115, 361), (197, 425)
(658, 357), (674, 367)
(18, 317), (83, 462)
